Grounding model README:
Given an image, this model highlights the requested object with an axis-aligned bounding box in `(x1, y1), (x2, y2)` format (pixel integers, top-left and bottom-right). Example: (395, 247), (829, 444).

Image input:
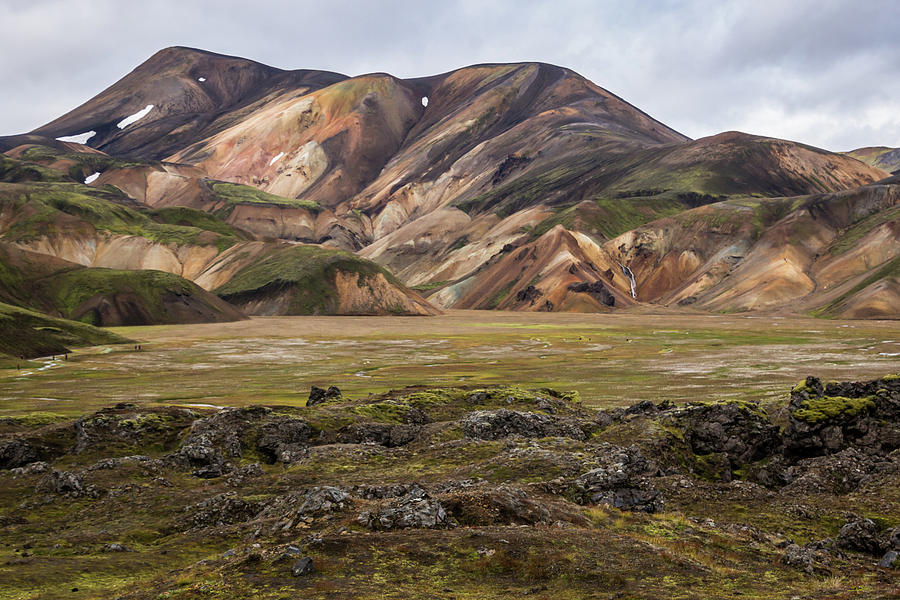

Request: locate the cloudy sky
(1, 0), (898, 151)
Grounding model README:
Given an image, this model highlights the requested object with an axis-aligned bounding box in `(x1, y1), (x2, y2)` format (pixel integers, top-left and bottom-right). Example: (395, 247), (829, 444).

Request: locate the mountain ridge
(1, 46), (895, 319)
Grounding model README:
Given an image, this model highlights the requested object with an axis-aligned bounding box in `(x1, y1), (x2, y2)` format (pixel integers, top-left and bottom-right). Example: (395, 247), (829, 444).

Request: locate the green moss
(0, 182), (240, 250)
(410, 281), (451, 292)
(791, 380), (812, 394)
(793, 396), (875, 424)
(46, 268), (199, 320)
(812, 256), (900, 317)
(351, 401), (412, 423)
(208, 181), (321, 212)
(214, 245), (399, 315)
(485, 282), (515, 310)
(0, 301), (129, 358)
(0, 155), (68, 183)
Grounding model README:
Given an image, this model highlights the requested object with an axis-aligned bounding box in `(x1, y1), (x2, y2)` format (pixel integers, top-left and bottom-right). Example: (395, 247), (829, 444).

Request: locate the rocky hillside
(0, 375), (897, 598)
(213, 244), (438, 316)
(845, 146), (900, 175)
(0, 150), (438, 317)
(0, 243), (246, 326)
(1, 46), (895, 318)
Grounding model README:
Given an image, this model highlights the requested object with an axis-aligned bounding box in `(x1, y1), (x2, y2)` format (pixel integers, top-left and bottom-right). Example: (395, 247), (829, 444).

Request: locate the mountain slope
(0, 168), (437, 317)
(598, 182), (900, 318)
(0, 301), (129, 360)
(213, 244), (438, 316)
(0, 242), (246, 326)
(844, 146), (900, 175)
(31, 47), (348, 159)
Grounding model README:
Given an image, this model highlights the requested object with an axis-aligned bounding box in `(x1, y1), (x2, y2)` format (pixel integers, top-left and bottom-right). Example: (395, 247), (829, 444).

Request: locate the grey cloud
(0, 0), (897, 151)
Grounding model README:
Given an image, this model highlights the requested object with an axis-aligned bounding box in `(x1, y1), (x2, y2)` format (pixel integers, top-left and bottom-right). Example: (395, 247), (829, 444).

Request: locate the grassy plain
(2, 309), (897, 419)
(1, 310), (898, 599)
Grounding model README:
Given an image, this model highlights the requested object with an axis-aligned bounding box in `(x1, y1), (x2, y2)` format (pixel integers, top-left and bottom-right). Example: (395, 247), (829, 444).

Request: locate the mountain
(1, 46), (895, 320)
(844, 146), (900, 175)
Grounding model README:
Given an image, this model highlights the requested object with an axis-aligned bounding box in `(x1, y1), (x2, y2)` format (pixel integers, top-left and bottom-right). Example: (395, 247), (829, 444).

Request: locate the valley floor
(0, 311), (898, 600)
(1, 310), (898, 418)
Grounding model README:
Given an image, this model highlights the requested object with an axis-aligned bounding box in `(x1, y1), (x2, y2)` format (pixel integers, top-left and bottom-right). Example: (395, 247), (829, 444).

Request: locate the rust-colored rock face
(2, 47), (896, 318)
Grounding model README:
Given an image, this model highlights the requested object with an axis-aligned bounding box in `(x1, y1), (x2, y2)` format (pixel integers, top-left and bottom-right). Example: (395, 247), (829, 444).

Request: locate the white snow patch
(269, 151), (285, 166)
(56, 131), (96, 144)
(84, 172), (101, 184)
(198, 77), (206, 82)
(117, 104), (154, 129)
(421, 96), (429, 107)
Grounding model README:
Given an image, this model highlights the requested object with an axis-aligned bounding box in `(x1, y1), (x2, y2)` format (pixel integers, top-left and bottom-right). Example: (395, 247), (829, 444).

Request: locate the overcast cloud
(1, 0), (898, 151)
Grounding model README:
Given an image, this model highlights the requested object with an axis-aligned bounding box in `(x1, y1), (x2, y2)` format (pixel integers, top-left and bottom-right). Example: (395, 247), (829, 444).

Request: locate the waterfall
(619, 264), (636, 299)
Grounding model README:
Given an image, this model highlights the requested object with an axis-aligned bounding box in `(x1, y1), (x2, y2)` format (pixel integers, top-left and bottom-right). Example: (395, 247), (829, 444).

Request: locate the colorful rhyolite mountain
(1, 47), (896, 320)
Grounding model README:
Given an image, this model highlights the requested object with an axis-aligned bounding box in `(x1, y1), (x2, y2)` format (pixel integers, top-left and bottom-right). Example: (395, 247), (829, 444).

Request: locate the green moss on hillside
(0, 155), (68, 183)
(44, 268), (196, 322)
(0, 301), (129, 360)
(208, 181), (321, 212)
(149, 206), (247, 239)
(0, 182), (241, 250)
(214, 245), (397, 314)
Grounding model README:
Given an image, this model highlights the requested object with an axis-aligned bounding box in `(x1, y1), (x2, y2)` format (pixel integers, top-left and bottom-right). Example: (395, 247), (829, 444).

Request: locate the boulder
(291, 557), (315, 576)
(308, 386), (342, 406)
(256, 417), (310, 463)
(185, 492), (259, 529)
(783, 542), (833, 574)
(36, 469), (84, 495)
(357, 487), (451, 530)
(673, 401), (780, 471)
(460, 410), (587, 441)
(785, 376), (900, 457)
(296, 486), (350, 516)
(836, 518), (886, 555)
(880, 550), (898, 568)
(575, 445), (663, 512)
(0, 438), (41, 469)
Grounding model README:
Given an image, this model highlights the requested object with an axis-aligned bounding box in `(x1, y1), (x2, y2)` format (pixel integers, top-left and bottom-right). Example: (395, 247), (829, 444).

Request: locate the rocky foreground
(1, 377), (898, 599)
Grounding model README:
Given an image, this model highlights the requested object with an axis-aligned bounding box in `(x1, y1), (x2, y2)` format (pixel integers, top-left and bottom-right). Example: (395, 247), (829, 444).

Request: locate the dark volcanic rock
(567, 281), (615, 306)
(783, 541), (834, 574)
(337, 422), (420, 447)
(256, 417), (310, 463)
(0, 438), (41, 469)
(357, 487), (451, 530)
(169, 407), (273, 475)
(36, 469), (84, 495)
(308, 386), (342, 406)
(574, 445), (663, 512)
(296, 487), (349, 516)
(515, 285), (543, 305)
(880, 550), (899, 568)
(836, 518), (887, 555)
(672, 401), (780, 473)
(461, 409), (587, 441)
(186, 492), (259, 529)
(781, 448), (898, 495)
(291, 557), (315, 576)
(785, 376), (900, 457)
(442, 484), (589, 527)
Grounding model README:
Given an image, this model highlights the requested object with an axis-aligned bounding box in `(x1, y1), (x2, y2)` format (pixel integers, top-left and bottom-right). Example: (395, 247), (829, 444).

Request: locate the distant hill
(844, 146), (900, 175)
